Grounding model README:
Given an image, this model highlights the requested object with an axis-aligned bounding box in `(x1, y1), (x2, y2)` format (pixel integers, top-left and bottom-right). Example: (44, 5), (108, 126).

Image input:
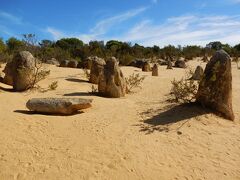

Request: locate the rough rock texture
(190, 66), (204, 80)
(0, 72), (3, 83)
(142, 62), (151, 72)
(59, 60), (69, 67)
(175, 60), (187, 68)
(98, 57), (126, 98)
(68, 60), (78, 68)
(26, 98), (92, 115)
(152, 64), (158, 76)
(196, 50), (235, 120)
(129, 60), (145, 68)
(89, 57), (106, 84)
(2, 61), (14, 85)
(166, 61), (173, 69)
(159, 60), (168, 66)
(46, 58), (59, 66)
(78, 57), (94, 69)
(4, 51), (36, 91)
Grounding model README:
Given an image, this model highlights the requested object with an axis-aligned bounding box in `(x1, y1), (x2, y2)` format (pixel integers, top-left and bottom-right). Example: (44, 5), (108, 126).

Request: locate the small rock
(59, 60), (69, 67)
(175, 60), (186, 68)
(68, 60), (78, 68)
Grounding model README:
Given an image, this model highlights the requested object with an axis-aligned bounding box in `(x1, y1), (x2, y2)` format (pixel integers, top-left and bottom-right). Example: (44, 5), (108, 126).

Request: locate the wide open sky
(1, 0), (240, 47)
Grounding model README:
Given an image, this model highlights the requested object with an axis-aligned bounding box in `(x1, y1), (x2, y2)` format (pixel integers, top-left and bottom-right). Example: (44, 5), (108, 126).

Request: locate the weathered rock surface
(98, 57), (126, 98)
(46, 58), (59, 66)
(2, 61), (14, 85)
(175, 60), (187, 68)
(142, 61), (151, 72)
(190, 66), (204, 80)
(89, 57), (106, 84)
(26, 98), (92, 115)
(78, 57), (95, 69)
(4, 51), (36, 91)
(59, 60), (69, 67)
(196, 50), (234, 120)
(13, 51), (36, 91)
(129, 60), (145, 68)
(68, 60), (78, 68)
(166, 61), (173, 69)
(152, 64), (158, 76)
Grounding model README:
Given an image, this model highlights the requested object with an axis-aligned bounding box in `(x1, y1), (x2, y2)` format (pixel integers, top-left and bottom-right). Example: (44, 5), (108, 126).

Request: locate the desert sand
(0, 60), (239, 180)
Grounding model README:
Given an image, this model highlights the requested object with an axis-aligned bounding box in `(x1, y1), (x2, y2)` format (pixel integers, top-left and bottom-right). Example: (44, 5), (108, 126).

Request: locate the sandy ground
(0, 60), (239, 180)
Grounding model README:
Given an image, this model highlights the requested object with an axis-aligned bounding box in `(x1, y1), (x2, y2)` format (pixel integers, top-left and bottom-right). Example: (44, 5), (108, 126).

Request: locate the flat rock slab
(26, 98), (93, 115)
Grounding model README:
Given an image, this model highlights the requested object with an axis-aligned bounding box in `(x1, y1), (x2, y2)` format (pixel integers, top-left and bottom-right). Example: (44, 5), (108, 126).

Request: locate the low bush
(125, 73), (145, 93)
(170, 69), (199, 103)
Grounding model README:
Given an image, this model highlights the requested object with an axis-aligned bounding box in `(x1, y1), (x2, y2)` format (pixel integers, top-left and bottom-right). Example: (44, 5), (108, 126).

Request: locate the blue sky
(0, 0), (240, 47)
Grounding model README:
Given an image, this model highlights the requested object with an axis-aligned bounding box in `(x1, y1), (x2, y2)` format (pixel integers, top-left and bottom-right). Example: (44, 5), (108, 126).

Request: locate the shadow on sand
(137, 103), (210, 134)
(14, 110), (83, 116)
(65, 78), (89, 83)
(63, 92), (93, 97)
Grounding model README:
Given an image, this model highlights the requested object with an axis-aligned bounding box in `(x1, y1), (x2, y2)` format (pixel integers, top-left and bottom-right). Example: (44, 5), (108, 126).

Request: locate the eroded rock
(89, 57), (106, 84)
(26, 98), (92, 115)
(98, 57), (126, 98)
(152, 64), (158, 76)
(196, 50), (234, 120)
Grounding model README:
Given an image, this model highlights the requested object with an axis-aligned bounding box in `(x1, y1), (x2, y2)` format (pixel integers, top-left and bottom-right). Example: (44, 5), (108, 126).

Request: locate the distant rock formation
(68, 60), (78, 68)
(175, 60), (186, 68)
(46, 58), (59, 66)
(59, 60), (69, 67)
(142, 62), (151, 72)
(152, 64), (158, 76)
(166, 61), (173, 69)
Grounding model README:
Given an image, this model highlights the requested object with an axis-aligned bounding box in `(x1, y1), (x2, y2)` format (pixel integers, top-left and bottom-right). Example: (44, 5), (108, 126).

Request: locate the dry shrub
(170, 69), (199, 103)
(48, 81), (58, 90)
(125, 73), (145, 94)
(34, 81), (58, 93)
(89, 84), (98, 95)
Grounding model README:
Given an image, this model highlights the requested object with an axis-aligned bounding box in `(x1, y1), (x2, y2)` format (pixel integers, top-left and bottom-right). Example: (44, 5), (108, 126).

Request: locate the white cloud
(115, 15), (240, 47)
(44, 6), (240, 47)
(0, 11), (22, 24)
(90, 7), (147, 36)
(45, 27), (65, 40)
(45, 6), (147, 42)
